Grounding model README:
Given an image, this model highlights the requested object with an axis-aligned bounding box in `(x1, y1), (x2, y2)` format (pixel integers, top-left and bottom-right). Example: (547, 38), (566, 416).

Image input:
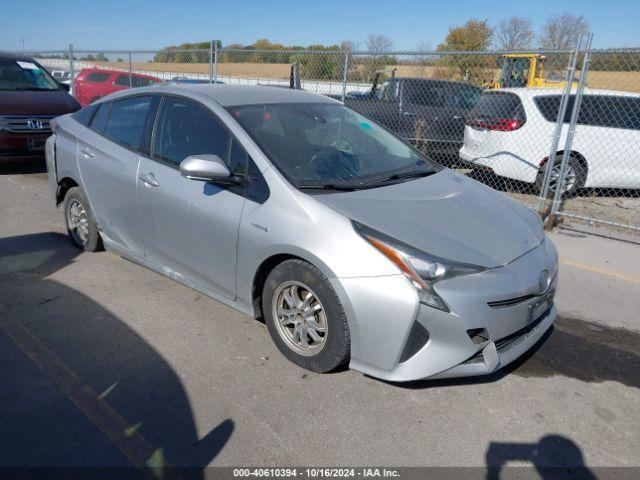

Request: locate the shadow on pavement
(0, 232), (232, 477)
(486, 435), (596, 479)
(0, 158), (47, 175)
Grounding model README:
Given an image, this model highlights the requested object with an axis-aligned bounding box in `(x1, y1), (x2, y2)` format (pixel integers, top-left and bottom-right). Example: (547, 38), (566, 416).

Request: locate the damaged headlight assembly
(352, 221), (486, 312)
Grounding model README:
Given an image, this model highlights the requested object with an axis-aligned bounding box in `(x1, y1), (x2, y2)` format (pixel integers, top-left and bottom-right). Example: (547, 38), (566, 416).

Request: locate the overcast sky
(3, 0), (639, 51)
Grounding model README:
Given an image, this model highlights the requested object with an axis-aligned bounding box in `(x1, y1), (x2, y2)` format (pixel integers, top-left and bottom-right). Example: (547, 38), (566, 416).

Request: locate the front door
(137, 96), (247, 299)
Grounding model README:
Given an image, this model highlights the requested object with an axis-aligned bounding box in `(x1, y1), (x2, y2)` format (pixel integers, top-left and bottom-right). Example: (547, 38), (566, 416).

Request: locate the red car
(74, 68), (161, 106)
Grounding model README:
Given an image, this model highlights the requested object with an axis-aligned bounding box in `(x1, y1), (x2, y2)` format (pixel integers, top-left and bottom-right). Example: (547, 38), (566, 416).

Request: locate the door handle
(80, 148), (95, 158)
(139, 172), (160, 187)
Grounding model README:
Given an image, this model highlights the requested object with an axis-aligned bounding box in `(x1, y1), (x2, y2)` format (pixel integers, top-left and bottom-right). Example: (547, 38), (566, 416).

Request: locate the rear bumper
(459, 147), (539, 184)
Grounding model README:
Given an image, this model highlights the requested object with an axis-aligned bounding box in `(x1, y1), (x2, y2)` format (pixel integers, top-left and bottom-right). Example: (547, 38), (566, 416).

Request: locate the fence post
(213, 43), (218, 83)
(209, 40), (214, 84)
(536, 37), (583, 216)
(128, 52), (133, 87)
(550, 34), (593, 217)
(68, 44), (75, 96)
(341, 52), (349, 102)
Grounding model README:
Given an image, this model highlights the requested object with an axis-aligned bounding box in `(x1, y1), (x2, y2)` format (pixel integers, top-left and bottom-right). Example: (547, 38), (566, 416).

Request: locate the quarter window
(90, 102), (111, 133)
(152, 97), (230, 167)
(72, 104), (99, 126)
(103, 96), (153, 151)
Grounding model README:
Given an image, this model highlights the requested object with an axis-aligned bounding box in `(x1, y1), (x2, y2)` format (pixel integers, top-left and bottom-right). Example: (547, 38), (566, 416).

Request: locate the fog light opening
(467, 328), (489, 344)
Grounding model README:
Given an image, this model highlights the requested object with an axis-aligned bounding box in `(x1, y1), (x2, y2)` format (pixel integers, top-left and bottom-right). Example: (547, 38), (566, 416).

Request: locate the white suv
(459, 88), (640, 194)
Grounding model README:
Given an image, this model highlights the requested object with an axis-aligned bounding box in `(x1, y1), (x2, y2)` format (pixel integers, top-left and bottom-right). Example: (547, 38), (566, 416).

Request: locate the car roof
(104, 84), (340, 107)
(0, 51), (42, 62)
(492, 87), (640, 99)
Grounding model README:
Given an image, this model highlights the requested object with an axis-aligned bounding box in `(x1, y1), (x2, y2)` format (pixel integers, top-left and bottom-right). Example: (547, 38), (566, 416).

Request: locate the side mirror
(58, 83), (71, 92)
(179, 155), (242, 185)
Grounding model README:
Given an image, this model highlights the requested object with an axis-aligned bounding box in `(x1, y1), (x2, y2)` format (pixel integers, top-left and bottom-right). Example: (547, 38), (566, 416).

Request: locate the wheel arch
(56, 176), (79, 205)
(250, 248), (339, 322)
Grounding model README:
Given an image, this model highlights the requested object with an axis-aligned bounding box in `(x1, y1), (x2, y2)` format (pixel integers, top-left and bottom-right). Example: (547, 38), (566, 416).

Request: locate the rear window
(71, 104), (99, 126)
(84, 72), (111, 83)
(470, 92), (525, 120)
(534, 94), (640, 130)
(103, 96), (153, 151)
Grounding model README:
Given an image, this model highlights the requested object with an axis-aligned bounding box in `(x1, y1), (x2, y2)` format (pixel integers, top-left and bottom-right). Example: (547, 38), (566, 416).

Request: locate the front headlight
(352, 221), (486, 312)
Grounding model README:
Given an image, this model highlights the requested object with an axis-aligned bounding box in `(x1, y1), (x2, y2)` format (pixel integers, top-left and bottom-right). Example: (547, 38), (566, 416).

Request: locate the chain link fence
(20, 38), (640, 236)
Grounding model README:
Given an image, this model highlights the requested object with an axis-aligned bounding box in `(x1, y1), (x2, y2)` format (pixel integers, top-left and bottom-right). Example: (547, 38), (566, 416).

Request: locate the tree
(540, 13), (590, 50)
(363, 34), (394, 82)
(437, 19), (493, 52)
(436, 19), (494, 84)
(496, 17), (534, 51)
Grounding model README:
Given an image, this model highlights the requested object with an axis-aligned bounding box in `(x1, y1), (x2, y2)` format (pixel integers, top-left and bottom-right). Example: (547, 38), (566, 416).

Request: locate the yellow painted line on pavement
(0, 304), (180, 480)
(561, 258), (640, 286)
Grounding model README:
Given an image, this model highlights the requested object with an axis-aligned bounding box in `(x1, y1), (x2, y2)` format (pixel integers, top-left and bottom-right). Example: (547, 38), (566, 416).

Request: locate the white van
(459, 88), (640, 194)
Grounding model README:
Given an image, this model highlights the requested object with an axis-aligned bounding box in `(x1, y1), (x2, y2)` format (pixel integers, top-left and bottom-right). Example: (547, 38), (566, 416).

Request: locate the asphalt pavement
(1, 160), (639, 477)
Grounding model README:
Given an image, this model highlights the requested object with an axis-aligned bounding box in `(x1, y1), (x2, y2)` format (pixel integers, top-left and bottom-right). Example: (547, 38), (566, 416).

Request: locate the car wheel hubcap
(549, 161), (576, 193)
(272, 281), (328, 356)
(68, 199), (89, 245)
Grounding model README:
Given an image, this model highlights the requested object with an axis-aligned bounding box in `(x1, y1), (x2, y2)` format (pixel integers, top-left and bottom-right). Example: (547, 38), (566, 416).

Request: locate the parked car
(344, 76), (483, 164)
(74, 68), (161, 106)
(50, 69), (74, 85)
(0, 52), (80, 161)
(46, 85), (557, 382)
(459, 88), (640, 194)
(170, 76), (224, 84)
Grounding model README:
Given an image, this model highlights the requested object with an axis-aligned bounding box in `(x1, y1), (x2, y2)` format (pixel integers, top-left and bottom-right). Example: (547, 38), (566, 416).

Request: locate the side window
(578, 95), (640, 130)
(103, 96), (153, 151)
(72, 104), (99, 126)
(114, 75), (130, 87)
(152, 97), (230, 167)
(534, 95), (574, 123)
(229, 139), (249, 176)
(90, 102), (111, 133)
(85, 72), (111, 83)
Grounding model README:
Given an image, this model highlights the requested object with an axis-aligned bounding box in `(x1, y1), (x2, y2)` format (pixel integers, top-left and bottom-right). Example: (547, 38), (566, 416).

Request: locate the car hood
(314, 170), (544, 268)
(0, 90), (80, 115)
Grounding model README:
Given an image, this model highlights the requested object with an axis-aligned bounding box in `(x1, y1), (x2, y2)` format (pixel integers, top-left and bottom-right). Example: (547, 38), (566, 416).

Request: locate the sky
(2, 0), (639, 52)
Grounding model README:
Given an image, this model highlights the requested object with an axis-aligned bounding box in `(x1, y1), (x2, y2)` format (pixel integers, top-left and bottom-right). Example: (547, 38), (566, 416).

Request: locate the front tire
(262, 259), (350, 373)
(64, 187), (103, 252)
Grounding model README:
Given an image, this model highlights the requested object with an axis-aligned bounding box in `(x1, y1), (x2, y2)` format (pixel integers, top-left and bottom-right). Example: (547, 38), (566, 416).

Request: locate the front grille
(487, 294), (536, 308)
(0, 115), (54, 134)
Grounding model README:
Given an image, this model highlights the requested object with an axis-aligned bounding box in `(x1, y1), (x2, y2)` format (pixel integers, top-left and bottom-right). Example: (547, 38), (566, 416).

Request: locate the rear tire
(536, 154), (586, 197)
(64, 187), (103, 252)
(262, 259), (350, 373)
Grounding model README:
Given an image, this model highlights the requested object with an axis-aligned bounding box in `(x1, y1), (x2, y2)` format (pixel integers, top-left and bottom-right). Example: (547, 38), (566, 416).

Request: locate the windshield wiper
(14, 87), (57, 91)
(298, 183), (361, 192)
(362, 169), (436, 187)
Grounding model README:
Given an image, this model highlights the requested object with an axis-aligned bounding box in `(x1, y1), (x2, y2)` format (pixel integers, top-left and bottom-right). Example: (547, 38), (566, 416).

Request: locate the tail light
(466, 118), (524, 131)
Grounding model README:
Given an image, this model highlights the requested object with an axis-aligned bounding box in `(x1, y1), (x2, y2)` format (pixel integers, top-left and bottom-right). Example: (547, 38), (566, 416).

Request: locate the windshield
(228, 103), (438, 188)
(499, 58), (529, 89)
(0, 58), (60, 91)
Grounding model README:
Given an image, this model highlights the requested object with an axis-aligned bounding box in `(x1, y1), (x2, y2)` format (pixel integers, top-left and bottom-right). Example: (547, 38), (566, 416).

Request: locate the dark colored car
(344, 77), (483, 164)
(0, 52), (80, 161)
(74, 68), (161, 106)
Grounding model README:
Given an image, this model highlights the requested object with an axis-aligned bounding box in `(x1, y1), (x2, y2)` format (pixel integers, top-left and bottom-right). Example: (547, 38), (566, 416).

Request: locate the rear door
(76, 95), (157, 255)
(137, 95), (247, 299)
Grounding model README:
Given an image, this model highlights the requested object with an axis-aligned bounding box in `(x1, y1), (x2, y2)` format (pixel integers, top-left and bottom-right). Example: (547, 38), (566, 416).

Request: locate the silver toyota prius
(45, 84), (558, 382)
